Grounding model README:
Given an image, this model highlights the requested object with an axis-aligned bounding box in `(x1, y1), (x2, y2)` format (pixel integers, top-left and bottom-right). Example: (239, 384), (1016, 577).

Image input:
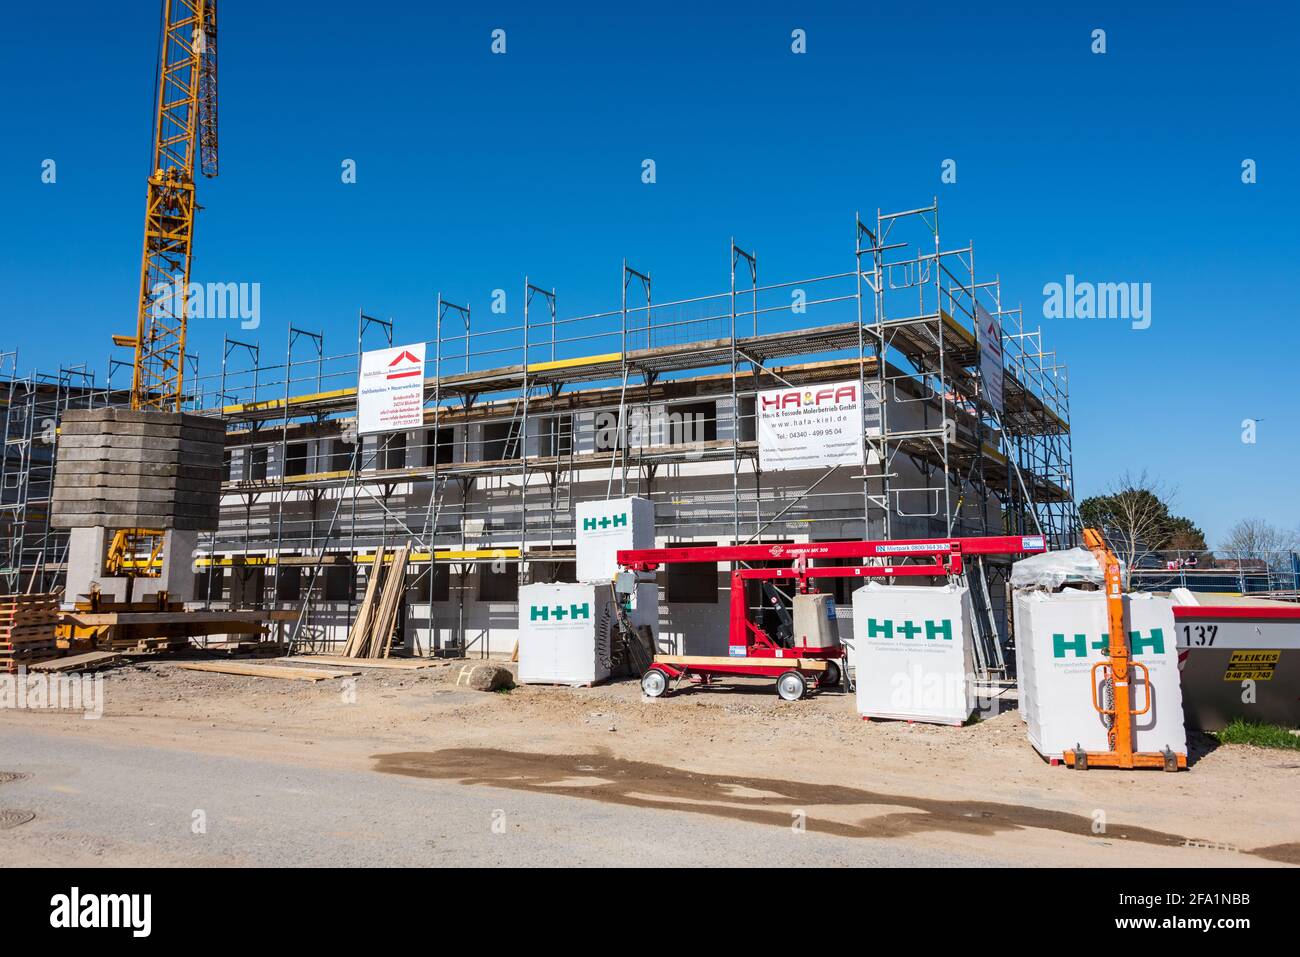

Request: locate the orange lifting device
(1061, 529), (1186, 771)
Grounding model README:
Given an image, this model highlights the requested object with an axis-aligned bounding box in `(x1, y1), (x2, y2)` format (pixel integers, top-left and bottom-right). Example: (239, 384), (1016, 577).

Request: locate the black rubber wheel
(776, 670), (807, 702)
(820, 660), (842, 688)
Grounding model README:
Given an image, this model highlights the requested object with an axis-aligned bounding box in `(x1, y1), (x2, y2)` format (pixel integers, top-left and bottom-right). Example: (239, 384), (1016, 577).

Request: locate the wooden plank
(366, 548), (397, 658)
(176, 662), (360, 681)
(376, 545), (411, 658)
(64, 610), (296, 626)
(29, 652), (123, 673)
(344, 544), (385, 658)
(349, 543), (408, 659)
(284, 655), (439, 670)
(652, 654), (828, 671)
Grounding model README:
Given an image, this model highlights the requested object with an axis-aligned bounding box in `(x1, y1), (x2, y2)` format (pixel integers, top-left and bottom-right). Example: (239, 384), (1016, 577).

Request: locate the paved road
(0, 730), (1004, 867)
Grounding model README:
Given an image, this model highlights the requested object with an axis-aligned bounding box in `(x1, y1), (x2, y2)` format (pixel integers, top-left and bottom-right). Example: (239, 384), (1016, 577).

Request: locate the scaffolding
(2, 200), (1078, 664)
(0, 352), (109, 593)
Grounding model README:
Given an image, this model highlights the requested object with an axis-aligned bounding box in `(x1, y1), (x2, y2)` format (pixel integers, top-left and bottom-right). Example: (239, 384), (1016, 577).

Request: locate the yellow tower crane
(107, 1), (219, 574)
(118, 0), (219, 411)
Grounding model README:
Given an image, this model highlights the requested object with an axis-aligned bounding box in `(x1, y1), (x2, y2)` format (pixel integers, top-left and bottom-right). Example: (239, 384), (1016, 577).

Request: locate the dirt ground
(2, 656), (1297, 867)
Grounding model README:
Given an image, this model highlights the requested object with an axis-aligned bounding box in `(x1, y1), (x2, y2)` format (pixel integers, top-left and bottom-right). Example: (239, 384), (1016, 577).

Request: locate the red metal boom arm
(617, 534), (1047, 573)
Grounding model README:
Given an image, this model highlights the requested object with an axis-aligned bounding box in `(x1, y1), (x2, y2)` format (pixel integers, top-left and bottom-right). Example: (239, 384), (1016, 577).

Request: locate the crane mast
(129, 0), (218, 411)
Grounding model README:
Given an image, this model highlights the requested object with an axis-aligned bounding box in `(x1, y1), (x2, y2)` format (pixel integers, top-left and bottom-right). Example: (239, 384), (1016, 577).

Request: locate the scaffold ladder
(960, 554), (1005, 676)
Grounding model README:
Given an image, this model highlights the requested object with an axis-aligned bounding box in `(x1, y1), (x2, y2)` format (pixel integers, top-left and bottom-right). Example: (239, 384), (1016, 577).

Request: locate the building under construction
(3, 200), (1078, 674)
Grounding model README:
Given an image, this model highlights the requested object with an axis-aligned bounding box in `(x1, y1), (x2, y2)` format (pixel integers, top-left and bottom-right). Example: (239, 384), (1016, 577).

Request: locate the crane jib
(130, 0), (219, 412)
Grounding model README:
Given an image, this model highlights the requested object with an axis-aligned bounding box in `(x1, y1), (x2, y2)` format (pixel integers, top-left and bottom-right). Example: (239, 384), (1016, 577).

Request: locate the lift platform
(619, 534), (1047, 700)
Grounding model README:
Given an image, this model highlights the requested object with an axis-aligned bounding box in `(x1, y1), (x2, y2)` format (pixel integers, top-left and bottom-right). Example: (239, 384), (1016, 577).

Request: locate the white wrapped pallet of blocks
(851, 583), (975, 725)
(517, 581), (660, 687)
(575, 496), (654, 584)
(518, 583), (611, 687)
(1010, 547), (1112, 726)
(1014, 589), (1186, 760)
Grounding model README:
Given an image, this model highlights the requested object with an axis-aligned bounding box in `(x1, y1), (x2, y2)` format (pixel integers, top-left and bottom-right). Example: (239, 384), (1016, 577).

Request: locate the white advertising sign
(358, 343), (426, 435)
(974, 303), (1004, 414)
(757, 379), (865, 472)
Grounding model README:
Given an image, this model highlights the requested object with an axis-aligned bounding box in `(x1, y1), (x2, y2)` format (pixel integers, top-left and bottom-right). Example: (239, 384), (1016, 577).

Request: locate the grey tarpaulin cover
(1009, 547), (1125, 591)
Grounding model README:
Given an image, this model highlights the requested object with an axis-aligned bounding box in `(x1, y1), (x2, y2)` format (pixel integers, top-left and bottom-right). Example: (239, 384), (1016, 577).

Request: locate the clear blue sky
(1, 1), (1295, 546)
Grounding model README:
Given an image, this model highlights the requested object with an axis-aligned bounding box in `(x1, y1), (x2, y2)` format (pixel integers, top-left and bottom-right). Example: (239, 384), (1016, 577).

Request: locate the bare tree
(1078, 470), (1176, 573)
(1219, 519), (1299, 570)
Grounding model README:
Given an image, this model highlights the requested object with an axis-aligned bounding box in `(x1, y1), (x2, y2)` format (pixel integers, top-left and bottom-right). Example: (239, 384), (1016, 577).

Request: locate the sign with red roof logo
(358, 342), (426, 435)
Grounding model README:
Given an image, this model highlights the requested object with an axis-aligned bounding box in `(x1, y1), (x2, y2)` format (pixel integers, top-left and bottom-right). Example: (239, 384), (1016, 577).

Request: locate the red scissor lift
(619, 534), (1047, 700)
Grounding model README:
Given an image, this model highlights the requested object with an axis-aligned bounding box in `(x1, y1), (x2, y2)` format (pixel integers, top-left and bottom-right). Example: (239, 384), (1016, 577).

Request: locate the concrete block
(88, 577), (131, 603)
(172, 490), (221, 505)
(173, 515), (219, 532)
(59, 524), (195, 605)
(59, 409), (115, 425)
(59, 420), (224, 442)
(55, 447), (183, 464)
(57, 435), (186, 452)
(176, 438), (225, 458)
(61, 407), (224, 433)
(180, 412), (225, 431)
(160, 528), (198, 601)
(61, 408), (182, 426)
(53, 496), (219, 517)
(51, 512), (176, 530)
(52, 460), (187, 478)
(51, 410), (225, 533)
(53, 466), (222, 495)
(70, 451), (218, 469)
(49, 471), (218, 493)
(168, 500), (221, 516)
(54, 487), (176, 505)
(53, 506), (209, 528)
(62, 526), (106, 609)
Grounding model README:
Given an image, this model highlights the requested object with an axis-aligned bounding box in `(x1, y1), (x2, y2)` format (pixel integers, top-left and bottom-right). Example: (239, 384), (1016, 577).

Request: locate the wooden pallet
(0, 596), (59, 610)
(0, 639), (58, 654)
(0, 594), (61, 663)
(0, 610), (59, 624)
(114, 636), (191, 654)
(0, 612), (58, 626)
(0, 654), (63, 673)
(0, 626), (58, 642)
